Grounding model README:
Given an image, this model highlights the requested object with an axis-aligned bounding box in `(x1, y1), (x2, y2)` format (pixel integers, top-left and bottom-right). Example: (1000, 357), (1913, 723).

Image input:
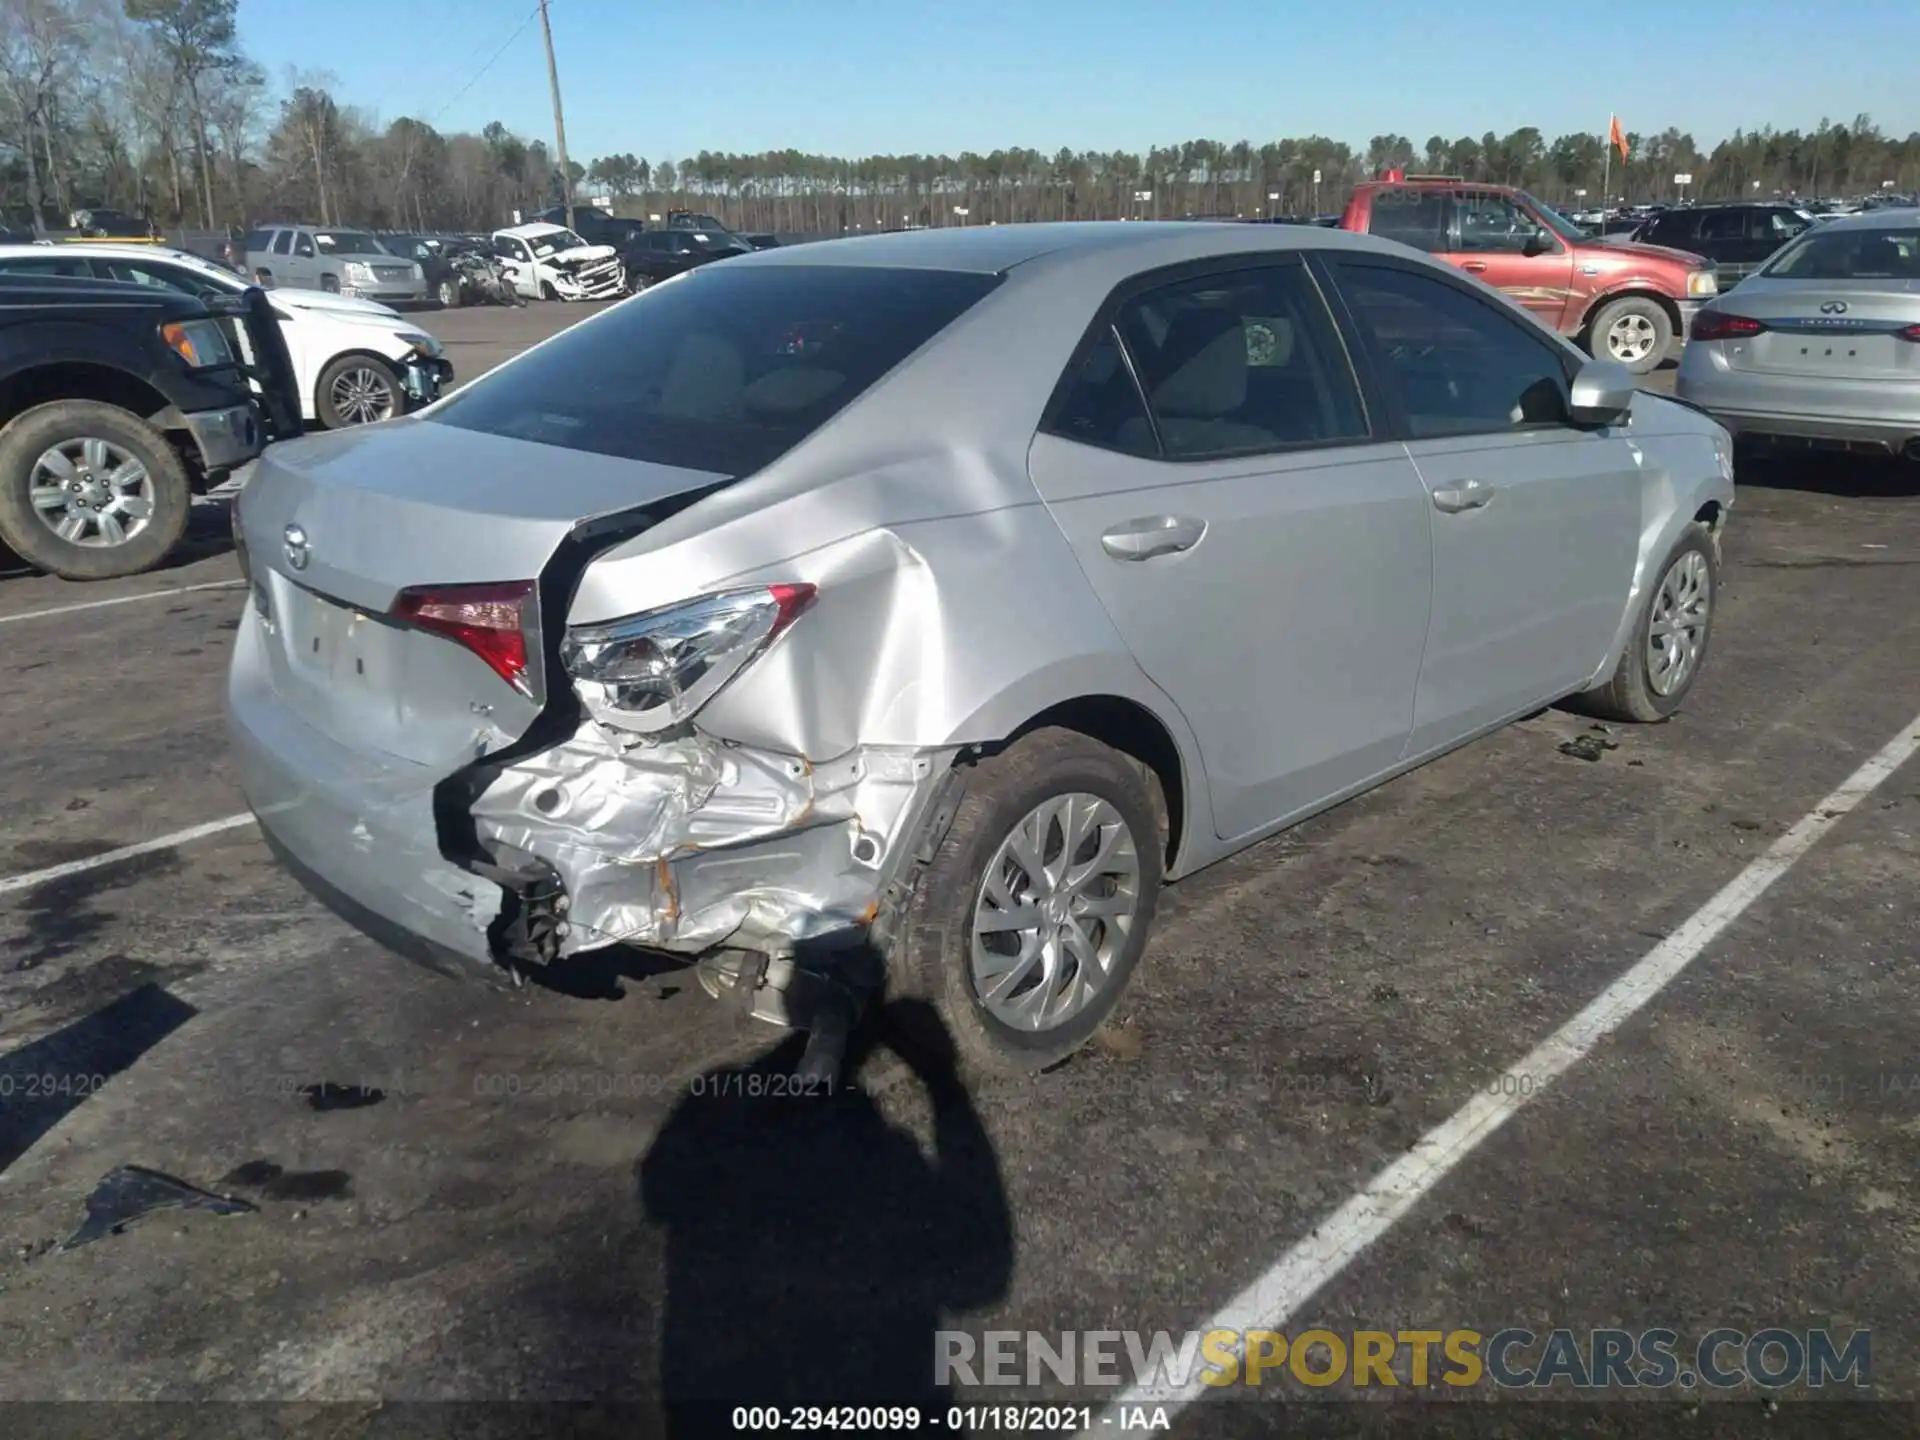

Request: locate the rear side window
(1368, 188), (1447, 252)
(428, 264), (1002, 475)
(241, 229), (273, 253)
(1764, 228), (1920, 280)
(1113, 264), (1367, 459)
(270, 230), (292, 255)
(0, 255), (91, 278)
(1042, 327), (1156, 457)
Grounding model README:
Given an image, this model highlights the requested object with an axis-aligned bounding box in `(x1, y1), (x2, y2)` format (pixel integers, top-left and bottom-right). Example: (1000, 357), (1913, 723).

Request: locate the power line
(427, 3), (545, 126)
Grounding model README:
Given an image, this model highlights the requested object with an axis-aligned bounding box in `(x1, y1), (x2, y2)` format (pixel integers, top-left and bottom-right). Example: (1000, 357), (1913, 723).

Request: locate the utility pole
(538, 0), (575, 233)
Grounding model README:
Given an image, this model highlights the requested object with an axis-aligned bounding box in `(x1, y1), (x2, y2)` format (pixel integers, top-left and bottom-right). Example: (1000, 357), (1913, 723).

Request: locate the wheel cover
(970, 792), (1142, 1033)
(1607, 311), (1659, 365)
(439, 279), (456, 304)
(1646, 549), (1712, 696)
(328, 366), (396, 425)
(27, 438), (155, 548)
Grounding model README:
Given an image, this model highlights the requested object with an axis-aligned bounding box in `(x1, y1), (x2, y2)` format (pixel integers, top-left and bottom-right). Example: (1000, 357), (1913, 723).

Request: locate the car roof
(0, 241), (225, 266)
(1812, 209), (1920, 233)
(0, 272), (196, 306)
(497, 222), (569, 239)
(718, 219), (1395, 276)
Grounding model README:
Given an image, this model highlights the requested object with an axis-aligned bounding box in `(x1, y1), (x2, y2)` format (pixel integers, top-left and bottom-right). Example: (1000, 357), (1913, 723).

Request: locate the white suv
(0, 244), (451, 429)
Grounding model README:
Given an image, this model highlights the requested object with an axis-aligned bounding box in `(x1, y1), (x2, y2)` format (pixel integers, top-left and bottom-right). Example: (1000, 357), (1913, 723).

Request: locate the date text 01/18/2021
(729, 1405), (1162, 1432)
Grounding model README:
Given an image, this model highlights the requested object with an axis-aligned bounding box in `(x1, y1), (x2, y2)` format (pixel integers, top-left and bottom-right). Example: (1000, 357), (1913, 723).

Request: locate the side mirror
(1522, 228), (1554, 257)
(1567, 358), (1637, 426)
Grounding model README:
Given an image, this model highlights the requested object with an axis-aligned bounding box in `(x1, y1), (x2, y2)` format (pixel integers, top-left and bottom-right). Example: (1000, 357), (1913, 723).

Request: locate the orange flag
(1609, 115), (1629, 161)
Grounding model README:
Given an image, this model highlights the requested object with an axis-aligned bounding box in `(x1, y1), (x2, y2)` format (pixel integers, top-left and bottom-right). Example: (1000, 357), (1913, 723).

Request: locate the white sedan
(0, 243), (450, 429)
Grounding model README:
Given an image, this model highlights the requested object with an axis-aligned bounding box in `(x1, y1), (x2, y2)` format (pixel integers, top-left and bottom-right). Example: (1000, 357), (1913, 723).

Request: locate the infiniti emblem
(283, 522), (310, 571)
(1820, 300), (1849, 314)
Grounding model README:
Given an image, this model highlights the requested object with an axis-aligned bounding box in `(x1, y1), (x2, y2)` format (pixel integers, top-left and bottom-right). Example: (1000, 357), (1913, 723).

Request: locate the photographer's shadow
(638, 1000), (1012, 1431)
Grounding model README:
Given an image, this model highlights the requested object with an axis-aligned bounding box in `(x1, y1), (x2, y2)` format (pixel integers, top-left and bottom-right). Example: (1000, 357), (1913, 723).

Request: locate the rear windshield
(1763, 227), (1920, 280)
(427, 264), (1002, 475)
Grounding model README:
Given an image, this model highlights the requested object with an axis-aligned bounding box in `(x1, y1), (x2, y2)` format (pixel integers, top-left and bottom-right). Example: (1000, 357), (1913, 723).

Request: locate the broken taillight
(560, 583), (816, 733)
(392, 581), (535, 694)
(1689, 312), (1767, 343)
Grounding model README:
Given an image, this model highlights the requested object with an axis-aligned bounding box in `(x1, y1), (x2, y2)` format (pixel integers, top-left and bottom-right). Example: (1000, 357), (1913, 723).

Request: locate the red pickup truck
(1339, 179), (1719, 374)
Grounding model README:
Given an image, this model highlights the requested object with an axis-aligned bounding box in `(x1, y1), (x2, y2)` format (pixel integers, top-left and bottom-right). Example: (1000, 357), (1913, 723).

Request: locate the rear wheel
(0, 401), (191, 580)
(1587, 296), (1672, 375)
(539, 281), (559, 302)
(888, 729), (1163, 1079)
(317, 355), (401, 429)
(437, 276), (460, 308)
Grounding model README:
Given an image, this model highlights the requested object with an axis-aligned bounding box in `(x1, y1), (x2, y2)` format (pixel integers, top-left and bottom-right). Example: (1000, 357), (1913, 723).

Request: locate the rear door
(1444, 189), (1577, 328)
(1027, 256), (1434, 841)
(1323, 255), (1642, 752)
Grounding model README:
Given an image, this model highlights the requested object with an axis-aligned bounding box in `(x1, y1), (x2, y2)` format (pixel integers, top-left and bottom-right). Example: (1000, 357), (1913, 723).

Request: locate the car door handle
(1461, 260), (1489, 273)
(1431, 479), (1495, 513)
(1100, 515), (1207, 561)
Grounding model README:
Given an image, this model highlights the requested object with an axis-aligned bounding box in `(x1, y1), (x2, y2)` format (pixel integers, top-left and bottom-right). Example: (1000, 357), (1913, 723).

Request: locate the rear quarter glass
(425, 265), (1003, 477)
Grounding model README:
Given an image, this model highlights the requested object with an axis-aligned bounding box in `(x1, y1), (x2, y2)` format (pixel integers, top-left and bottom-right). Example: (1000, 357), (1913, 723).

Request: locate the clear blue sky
(238, 0), (1919, 163)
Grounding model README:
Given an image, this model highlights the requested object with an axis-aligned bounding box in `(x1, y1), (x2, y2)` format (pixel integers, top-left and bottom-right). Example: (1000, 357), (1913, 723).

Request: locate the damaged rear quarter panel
(466, 261), (1214, 959)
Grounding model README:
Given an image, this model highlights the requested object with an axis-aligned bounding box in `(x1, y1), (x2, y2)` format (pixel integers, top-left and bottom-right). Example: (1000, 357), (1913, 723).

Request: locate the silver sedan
(1676, 210), (1920, 460)
(228, 222), (1735, 1079)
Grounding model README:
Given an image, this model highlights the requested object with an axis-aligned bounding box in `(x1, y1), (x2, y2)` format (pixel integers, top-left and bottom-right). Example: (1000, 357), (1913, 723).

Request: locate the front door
(1027, 257), (1434, 841)
(1443, 188), (1578, 330)
(1325, 256), (1642, 752)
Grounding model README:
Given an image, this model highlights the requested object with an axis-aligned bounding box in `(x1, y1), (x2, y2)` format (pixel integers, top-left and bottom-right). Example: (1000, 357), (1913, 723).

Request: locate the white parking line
(0, 579), (245, 627)
(0, 814), (256, 898)
(1087, 711), (1920, 1423)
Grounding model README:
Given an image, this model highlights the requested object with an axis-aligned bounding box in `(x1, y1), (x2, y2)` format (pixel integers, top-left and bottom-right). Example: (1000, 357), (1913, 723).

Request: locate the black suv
(0, 274), (300, 580)
(1633, 203), (1814, 288)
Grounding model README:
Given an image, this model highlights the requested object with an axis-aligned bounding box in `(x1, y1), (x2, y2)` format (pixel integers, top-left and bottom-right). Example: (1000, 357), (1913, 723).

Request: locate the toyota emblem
(1820, 300), (1849, 314)
(283, 522), (310, 571)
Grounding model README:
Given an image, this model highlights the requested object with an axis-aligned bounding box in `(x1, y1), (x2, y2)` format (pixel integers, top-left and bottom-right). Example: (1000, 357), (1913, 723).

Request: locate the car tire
(1576, 524), (1719, 723)
(1586, 296), (1672, 375)
(437, 277), (460, 308)
(887, 728), (1164, 1080)
(0, 401), (192, 581)
(316, 354), (402, 429)
(540, 281), (559, 302)
(320, 274), (340, 294)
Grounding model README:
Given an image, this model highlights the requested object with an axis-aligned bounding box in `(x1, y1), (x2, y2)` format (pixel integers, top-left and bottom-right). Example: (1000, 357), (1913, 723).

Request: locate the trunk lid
(1713, 279), (1920, 379)
(238, 417), (727, 767)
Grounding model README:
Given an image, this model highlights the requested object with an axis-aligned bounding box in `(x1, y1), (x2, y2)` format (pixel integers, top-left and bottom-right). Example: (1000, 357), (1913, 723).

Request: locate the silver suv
(243, 224), (426, 303)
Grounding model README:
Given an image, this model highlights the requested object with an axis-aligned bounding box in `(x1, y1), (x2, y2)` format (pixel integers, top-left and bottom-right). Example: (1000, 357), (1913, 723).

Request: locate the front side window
(1456, 191), (1545, 254)
(293, 232), (315, 257)
(1333, 261), (1573, 439)
(1760, 210), (1811, 242)
(428, 264), (1002, 475)
(1368, 187), (1447, 252)
(1106, 263), (1368, 460)
(1697, 210), (1747, 241)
